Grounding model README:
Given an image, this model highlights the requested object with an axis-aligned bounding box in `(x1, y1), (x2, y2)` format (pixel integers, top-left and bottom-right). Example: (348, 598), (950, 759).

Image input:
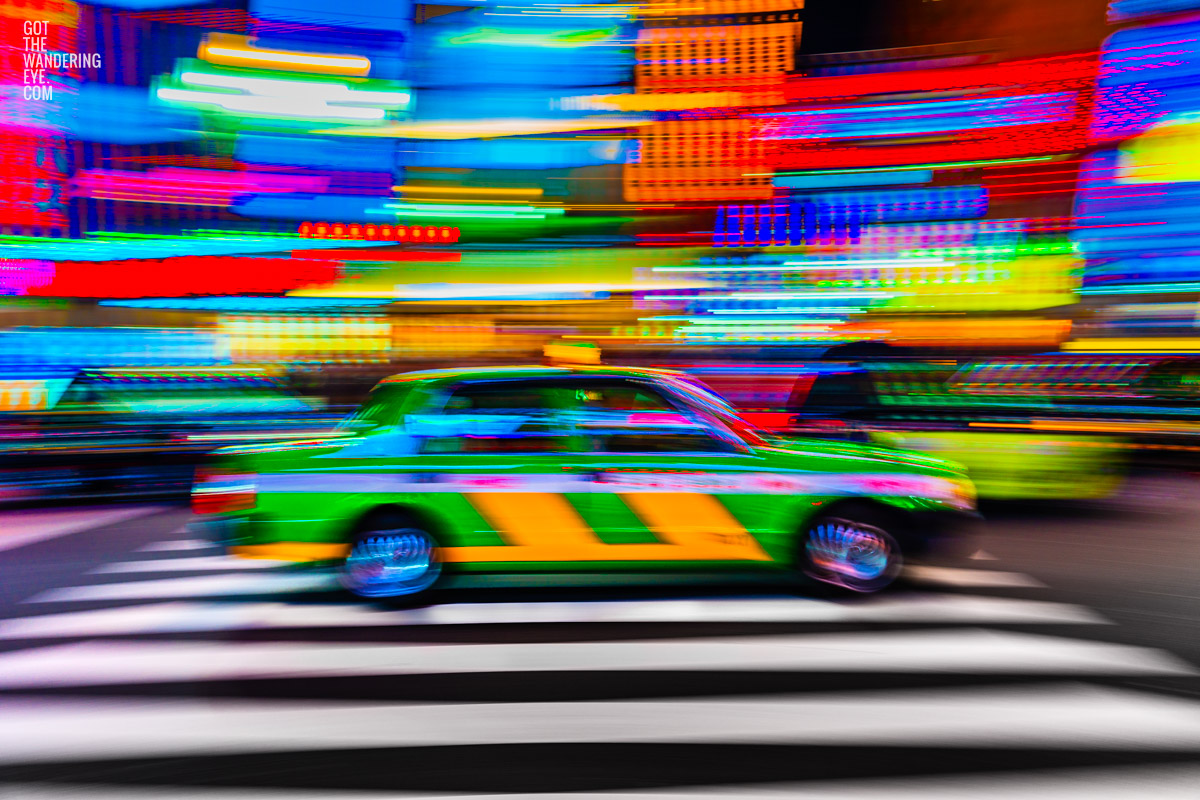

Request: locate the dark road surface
(0, 475), (1199, 797)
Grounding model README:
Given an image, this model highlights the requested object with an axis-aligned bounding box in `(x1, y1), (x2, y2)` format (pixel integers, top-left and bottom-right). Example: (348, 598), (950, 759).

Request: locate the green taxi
(191, 366), (977, 600)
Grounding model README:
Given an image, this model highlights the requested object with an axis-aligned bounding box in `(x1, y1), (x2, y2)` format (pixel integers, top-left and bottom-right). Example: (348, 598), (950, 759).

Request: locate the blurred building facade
(3, 0), (1200, 410)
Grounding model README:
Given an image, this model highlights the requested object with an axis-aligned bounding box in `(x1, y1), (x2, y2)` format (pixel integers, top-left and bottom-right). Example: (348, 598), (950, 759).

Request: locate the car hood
(753, 437), (966, 476)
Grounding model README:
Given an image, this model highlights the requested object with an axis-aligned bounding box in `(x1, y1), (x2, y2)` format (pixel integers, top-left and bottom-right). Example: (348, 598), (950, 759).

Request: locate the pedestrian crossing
(135, 538), (213, 553)
(3, 768), (1200, 800)
(89, 555), (289, 574)
(1, 629), (1191, 690)
(3, 684), (1200, 763)
(903, 564), (1048, 588)
(0, 593), (1107, 640)
(0, 528), (1198, 796)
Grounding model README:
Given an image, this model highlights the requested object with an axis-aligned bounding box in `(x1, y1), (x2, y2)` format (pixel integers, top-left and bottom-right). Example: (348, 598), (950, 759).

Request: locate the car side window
(566, 381), (737, 454)
(415, 382), (573, 454)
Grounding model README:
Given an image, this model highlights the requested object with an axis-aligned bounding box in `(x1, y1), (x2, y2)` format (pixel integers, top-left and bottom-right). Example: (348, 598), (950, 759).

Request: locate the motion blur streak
(3, 0), (1200, 796)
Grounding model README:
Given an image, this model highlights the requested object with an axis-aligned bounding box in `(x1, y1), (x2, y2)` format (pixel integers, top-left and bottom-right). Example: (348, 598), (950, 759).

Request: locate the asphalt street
(0, 475), (1198, 797)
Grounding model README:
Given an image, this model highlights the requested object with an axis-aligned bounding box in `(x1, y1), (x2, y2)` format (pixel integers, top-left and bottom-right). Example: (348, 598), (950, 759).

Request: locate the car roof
(379, 365), (686, 387)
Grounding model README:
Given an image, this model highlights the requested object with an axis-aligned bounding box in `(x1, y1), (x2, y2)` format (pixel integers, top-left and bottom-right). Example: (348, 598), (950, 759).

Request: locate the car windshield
(661, 375), (768, 445)
(337, 383), (416, 433)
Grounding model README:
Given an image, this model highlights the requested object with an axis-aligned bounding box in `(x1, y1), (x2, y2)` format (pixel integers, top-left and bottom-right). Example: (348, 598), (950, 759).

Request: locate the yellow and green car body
(192, 366), (977, 598)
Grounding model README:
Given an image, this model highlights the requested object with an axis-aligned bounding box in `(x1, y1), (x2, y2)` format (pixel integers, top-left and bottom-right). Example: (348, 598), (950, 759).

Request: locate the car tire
(339, 513), (443, 604)
(797, 505), (904, 594)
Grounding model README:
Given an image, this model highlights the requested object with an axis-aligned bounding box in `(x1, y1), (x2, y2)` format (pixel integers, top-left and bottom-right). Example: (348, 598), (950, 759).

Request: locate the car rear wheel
(339, 517), (442, 602)
(799, 508), (903, 594)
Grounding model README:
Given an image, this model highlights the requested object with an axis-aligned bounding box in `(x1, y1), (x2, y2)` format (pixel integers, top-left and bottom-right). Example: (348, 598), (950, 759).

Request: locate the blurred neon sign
(715, 187), (988, 247)
(298, 223), (461, 242)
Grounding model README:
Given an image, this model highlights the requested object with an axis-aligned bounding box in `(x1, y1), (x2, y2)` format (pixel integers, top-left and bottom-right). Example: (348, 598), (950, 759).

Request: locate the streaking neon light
(715, 187), (988, 247)
(648, 292), (898, 301)
(380, 202), (565, 220)
(446, 27), (619, 48)
(783, 54), (1096, 104)
(101, 297), (396, 312)
(653, 258), (951, 273)
(1092, 20), (1200, 142)
(298, 222), (461, 243)
(770, 54), (1097, 169)
(178, 70), (409, 108)
(156, 88), (387, 122)
(234, 134), (396, 171)
(774, 171), (933, 189)
(399, 138), (625, 170)
(27, 256), (341, 298)
(759, 93), (1078, 140)
(0, 328), (228, 367)
(1081, 282), (1200, 295)
(0, 259), (54, 295)
(199, 34), (371, 76)
(397, 185), (544, 197)
(0, 233), (381, 262)
(1108, 0), (1200, 21)
(759, 156), (1061, 177)
(71, 168), (330, 206)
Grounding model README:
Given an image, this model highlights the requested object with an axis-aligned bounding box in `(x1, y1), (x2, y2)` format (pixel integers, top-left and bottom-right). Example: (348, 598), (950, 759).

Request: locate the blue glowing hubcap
(341, 528), (441, 598)
(805, 518), (897, 590)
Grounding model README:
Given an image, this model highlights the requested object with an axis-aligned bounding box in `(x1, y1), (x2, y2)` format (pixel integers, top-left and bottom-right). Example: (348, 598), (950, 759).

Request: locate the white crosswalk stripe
(23, 565), (1057, 605)
(903, 565), (1047, 588)
(136, 538), (215, 553)
(25, 572), (340, 603)
(2, 685), (1200, 764)
(89, 555), (290, 574)
(0, 630), (1189, 690)
(4, 767), (1200, 799)
(0, 594), (1109, 640)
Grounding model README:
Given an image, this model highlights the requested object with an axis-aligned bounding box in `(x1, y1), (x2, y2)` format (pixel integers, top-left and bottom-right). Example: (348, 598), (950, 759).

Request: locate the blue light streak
(774, 171), (933, 190)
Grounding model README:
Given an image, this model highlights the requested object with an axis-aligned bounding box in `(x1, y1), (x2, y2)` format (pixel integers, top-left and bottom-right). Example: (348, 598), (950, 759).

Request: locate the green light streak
(381, 202), (566, 220)
(446, 27), (617, 48)
(898, 239), (1078, 261)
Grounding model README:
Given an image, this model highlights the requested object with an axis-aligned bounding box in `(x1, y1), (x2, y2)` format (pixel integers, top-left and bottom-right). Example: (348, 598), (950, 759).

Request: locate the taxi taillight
(191, 467), (257, 515)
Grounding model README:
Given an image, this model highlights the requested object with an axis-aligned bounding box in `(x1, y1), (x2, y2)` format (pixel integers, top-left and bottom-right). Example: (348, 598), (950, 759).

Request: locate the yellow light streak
(199, 34), (370, 76)
(1062, 338), (1200, 352)
(395, 185), (545, 197)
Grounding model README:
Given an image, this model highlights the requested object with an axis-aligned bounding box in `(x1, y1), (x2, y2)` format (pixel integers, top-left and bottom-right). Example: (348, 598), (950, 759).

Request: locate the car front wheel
(799, 508), (903, 594)
(339, 517), (443, 602)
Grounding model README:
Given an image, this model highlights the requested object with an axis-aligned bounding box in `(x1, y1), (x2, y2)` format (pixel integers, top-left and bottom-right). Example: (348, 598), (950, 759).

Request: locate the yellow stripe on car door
(443, 491), (773, 563)
(442, 491), (609, 562)
(619, 492), (772, 561)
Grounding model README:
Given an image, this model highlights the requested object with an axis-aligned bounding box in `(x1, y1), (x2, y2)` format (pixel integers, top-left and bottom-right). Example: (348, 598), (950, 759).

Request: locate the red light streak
(28, 256), (341, 298)
(783, 54), (1098, 103)
(298, 222), (461, 242)
(290, 249), (461, 261)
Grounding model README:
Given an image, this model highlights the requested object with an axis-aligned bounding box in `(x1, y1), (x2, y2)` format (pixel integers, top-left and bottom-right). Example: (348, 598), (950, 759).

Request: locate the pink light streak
(69, 167), (330, 206)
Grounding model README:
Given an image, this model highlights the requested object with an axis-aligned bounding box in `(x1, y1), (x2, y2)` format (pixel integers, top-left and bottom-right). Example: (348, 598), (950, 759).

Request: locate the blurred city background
(3, 0), (1200, 796)
(5, 0), (1200, 504)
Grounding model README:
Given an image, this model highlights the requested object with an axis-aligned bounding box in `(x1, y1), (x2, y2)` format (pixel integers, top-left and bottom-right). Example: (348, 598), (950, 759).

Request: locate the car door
(560, 378), (783, 567)
(405, 378), (596, 570)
